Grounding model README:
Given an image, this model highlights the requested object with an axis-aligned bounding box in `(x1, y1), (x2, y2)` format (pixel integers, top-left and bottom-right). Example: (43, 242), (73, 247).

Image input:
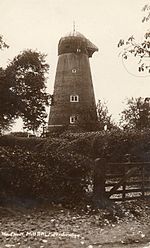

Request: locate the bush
(0, 135), (44, 150)
(1, 129), (150, 205)
(0, 136), (92, 203)
(59, 129), (150, 162)
(91, 129), (150, 162)
(10, 132), (29, 137)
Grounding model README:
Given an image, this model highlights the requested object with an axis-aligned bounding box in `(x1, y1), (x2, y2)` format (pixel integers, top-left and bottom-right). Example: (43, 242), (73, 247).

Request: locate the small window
(77, 48), (81, 53)
(72, 69), (77, 73)
(70, 95), (79, 102)
(70, 115), (78, 124)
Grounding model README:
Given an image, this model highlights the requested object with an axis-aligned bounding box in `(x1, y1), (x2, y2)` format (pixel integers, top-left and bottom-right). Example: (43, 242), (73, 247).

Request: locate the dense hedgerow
(0, 135), (44, 150)
(0, 136), (92, 203)
(0, 129), (150, 204)
(60, 129), (150, 161)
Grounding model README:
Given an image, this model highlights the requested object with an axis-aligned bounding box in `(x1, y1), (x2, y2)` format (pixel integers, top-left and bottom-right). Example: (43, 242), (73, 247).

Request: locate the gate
(93, 159), (150, 202)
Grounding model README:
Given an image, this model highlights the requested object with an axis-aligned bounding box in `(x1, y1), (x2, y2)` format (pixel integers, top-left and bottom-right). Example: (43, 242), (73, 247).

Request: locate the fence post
(93, 158), (108, 208)
(122, 154), (131, 201)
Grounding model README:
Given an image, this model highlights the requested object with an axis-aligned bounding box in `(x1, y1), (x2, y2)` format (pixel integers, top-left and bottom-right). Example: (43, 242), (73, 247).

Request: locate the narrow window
(70, 115), (78, 124)
(70, 95), (79, 102)
(75, 96), (78, 101)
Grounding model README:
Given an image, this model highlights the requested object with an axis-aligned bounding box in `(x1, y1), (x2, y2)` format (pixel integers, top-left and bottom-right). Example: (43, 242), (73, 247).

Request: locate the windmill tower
(48, 29), (98, 132)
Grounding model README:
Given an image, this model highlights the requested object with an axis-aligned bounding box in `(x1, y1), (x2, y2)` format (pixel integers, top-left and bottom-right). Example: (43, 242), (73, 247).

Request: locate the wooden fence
(93, 159), (150, 202)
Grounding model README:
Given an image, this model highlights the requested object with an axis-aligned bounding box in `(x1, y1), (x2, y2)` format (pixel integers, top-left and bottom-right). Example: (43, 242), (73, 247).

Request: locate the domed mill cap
(58, 30), (98, 57)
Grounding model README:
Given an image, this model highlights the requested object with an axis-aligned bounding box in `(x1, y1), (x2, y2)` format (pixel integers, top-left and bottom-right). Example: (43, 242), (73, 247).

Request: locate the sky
(0, 0), (150, 131)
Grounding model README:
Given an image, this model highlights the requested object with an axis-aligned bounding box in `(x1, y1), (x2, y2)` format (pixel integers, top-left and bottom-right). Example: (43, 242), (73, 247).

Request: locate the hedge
(0, 129), (150, 204)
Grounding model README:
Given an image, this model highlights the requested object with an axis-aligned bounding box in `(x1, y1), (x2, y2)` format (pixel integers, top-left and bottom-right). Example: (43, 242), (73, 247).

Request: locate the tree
(97, 100), (114, 131)
(120, 97), (150, 130)
(0, 36), (11, 132)
(0, 67), (17, 131)
(118, 3), (150, 73)
(0, 35), (9, 50)
(4, 49), (50, 132)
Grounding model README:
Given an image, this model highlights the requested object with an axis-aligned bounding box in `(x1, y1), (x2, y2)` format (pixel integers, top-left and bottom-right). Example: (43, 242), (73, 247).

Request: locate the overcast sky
(0, 0), (150, 131)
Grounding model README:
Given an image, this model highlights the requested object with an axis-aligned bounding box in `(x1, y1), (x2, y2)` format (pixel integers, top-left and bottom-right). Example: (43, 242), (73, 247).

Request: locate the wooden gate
(105, 162), (150, 201)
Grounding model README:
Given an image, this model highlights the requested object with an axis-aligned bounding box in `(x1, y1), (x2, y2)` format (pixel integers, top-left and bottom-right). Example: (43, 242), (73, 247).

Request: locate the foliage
(120, 97), (150, 130)
(0, 37), (50, 132)
(74, 100), (114, 132)
(0, 135), (92, 202)
(4, 50), (50, 132)
(118, 3), (150, 73)
(10, 132), (29, 137)
(59, 129), (150, 162)
(142, 3), (150, 23)
(0, 35), (9, 50)
(0, 37), (11, 131)
(0, 67), (17, 131)
(0, 135), (44, 150)
(96, 100), (114, 131)
(1, 129), (150, 204)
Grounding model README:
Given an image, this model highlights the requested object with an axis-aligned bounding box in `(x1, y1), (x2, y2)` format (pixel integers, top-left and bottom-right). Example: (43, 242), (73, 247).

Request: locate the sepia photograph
(0, 0), (150, 247)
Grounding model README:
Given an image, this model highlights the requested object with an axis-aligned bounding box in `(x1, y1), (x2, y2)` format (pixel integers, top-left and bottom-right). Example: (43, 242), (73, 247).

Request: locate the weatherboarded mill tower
(48, 30), (98, 132)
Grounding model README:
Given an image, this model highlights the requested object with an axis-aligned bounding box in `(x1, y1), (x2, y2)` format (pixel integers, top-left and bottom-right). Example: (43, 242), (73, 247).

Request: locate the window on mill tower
(70, 115), (78, 124)
(70, 95), (79, 102)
